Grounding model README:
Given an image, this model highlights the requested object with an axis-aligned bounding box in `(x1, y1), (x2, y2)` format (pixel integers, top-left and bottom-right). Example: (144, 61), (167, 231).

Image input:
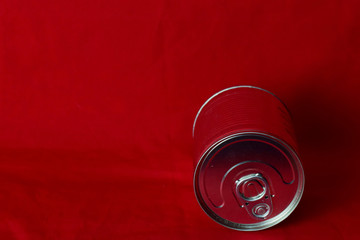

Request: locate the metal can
(193, 86), (304, 231)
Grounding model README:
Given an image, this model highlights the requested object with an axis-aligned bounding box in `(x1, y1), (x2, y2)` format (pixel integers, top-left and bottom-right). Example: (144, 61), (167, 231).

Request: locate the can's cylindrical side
(193, 86), (304, 231)
(193, 86), (297, 165)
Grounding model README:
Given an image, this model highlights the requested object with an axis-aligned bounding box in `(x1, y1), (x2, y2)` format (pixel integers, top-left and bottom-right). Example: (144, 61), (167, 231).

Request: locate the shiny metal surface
(193, 86), (304, 231)
(192, 85), (290, 138)
(194, 132), (304, 230)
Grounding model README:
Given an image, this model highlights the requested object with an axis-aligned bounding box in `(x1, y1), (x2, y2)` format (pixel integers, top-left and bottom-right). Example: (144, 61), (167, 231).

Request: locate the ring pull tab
(234, 173), (273, 219)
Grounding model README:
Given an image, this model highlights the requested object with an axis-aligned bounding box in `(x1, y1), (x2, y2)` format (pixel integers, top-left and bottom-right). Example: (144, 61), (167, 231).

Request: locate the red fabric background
(1, 0), (360, 239)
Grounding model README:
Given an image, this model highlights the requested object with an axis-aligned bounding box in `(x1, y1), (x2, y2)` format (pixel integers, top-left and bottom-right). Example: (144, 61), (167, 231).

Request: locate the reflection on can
(193, 86), (304, 231)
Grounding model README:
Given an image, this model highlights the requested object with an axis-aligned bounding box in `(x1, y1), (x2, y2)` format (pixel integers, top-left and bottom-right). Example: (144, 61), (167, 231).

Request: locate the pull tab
(234, 173), (273, 219)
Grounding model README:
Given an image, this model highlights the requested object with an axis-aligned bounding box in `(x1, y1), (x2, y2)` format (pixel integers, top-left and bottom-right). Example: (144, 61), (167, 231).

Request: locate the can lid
(194, 132), (304, 231)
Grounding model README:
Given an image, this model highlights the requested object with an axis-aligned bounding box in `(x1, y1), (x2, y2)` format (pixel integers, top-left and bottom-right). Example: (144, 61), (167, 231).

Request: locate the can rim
(193, 132), (305, 231)
(192, 86), (290, 138)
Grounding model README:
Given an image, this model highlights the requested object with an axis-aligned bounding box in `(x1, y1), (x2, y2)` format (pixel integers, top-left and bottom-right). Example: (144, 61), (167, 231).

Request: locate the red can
(193, 86), (304, 231)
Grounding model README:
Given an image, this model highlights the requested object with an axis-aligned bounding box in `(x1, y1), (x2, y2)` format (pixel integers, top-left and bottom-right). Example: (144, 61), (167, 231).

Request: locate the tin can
(193, 86), (304, 231)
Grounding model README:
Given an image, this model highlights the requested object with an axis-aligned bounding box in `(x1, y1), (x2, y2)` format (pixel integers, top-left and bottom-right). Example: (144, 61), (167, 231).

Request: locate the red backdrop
(1, 0), (360, 239)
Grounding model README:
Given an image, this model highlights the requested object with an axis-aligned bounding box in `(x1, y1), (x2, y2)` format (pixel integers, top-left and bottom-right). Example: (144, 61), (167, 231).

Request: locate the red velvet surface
(1, 0), (360, 239)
